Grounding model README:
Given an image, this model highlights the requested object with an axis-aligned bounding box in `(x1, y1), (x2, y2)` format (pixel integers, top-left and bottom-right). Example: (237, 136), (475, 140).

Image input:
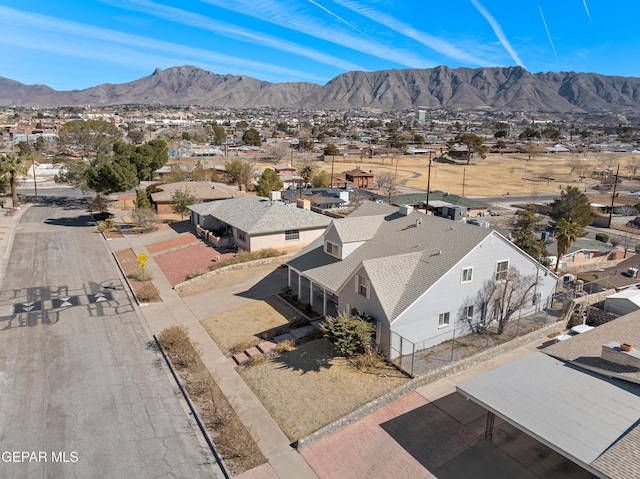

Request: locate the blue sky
(0, 0), (637, 90)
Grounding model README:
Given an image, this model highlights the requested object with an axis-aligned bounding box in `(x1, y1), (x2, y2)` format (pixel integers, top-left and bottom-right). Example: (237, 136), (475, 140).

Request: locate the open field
(254, 151), (636, 196)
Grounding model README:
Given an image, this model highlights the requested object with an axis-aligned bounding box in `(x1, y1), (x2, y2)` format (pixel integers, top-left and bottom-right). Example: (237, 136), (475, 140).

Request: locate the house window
(325, 241), (341, 258)
(356, 274), (370, 298)
(461, 267), (473, 283)
(495, 260), (509, 281)
(237, 231), (246, 242)
(438, 312), (450, 328)
(463, 305), (474, 320)
(285, 229), (300, 241)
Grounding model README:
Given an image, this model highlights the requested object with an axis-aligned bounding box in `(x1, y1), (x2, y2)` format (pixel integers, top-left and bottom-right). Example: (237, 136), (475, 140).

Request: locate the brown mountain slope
(1, 65), (640, 112)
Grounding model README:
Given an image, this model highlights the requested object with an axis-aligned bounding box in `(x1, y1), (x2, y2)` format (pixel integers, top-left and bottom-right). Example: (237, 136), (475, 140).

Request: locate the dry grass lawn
(200, 296), (300, 353)
(239, 339), (408, 441)
(251, 151), (635, 197)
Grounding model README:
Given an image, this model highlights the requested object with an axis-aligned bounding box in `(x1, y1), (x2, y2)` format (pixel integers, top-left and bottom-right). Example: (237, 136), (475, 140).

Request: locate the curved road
(0, 193), (217, 478)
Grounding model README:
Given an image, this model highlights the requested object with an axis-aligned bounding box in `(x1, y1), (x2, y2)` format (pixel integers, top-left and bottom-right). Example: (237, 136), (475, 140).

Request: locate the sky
(0, 0), (638, 91)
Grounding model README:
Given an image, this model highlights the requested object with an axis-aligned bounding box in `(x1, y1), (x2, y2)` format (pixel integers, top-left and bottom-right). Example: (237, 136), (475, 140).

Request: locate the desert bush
(350, 349), (386, 371)
(127, 268), (154, 282)
(230, 340), (255, 355)
(97, 218), (114, 232)
(246, 355), (266, 366)
(131, 207), (160, 232)
(595, 232), (609, 243)
(275, 339), (296, 353)
(321, 313), (374, 357)
(158, 326), (201, 369)
(136, 284), (160, 303)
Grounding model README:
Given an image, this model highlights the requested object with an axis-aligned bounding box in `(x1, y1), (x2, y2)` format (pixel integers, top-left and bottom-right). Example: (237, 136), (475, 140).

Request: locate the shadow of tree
(269, 339), (335, 374)
(169, 220), (194, 234)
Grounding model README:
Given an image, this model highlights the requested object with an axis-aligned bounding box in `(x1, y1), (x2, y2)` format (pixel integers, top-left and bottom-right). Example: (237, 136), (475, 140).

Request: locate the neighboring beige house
(188, 196), (332, 253)
(150, 181), (246, 215)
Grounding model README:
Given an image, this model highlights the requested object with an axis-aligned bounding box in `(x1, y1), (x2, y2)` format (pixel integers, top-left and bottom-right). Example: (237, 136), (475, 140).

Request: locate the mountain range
(1, 65), (640, 112)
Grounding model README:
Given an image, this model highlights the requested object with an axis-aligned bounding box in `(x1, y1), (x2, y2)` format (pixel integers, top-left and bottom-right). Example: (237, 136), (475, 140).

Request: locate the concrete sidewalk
(104, 209), (319, 479)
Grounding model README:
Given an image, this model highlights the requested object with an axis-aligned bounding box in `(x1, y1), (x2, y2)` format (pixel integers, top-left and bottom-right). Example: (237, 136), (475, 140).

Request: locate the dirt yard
(239, 339), (408, 441)
(200, 296), (300, 353)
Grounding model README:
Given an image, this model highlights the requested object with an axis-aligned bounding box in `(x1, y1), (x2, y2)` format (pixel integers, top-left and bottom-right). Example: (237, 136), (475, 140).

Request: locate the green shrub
(321, 313), (374, 357)
(595, 233), (609, 243)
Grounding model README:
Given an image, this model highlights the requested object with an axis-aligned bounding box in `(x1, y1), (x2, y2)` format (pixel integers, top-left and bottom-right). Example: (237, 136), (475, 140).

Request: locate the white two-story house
(286, 202), (556, 358)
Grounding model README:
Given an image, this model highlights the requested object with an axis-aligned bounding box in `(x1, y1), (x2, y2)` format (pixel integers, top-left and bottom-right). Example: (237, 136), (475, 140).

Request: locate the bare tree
(264, 142), (291, 164)
(611, 229), (638, 258)
(627, 156), (640, 180)
(237, 159), (256, 191)
(473, 268), (538, 335)
(376, 171), (398, 204)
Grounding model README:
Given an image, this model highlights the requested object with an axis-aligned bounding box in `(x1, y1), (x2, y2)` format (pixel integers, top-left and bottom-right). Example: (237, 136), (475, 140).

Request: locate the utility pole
(462, 167), (466, 197)
(425, 152), (432, 213)
(608, 164), (620, 228)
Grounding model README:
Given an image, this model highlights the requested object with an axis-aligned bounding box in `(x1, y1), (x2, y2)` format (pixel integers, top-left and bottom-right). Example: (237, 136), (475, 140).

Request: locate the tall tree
(58, 119), (121, 161)
(511, 206), (550, 266)
(0, 154), (25, 207)
(255, 168), (283, 197)
(554, 218), (582, 272)
(242, 128), (262, 146)
(550, 186), (594, 229)
(455, 133), (487, 165)
(171, 188), (196, 220)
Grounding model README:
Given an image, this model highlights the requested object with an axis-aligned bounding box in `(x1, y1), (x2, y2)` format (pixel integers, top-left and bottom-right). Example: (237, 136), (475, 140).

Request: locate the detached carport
(457, 352), (640, 479)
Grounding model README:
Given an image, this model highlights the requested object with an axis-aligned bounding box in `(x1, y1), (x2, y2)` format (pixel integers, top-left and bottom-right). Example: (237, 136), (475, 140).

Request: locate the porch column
(298, 272), (302, 300)
(323, 288), (327, 317)
(287, 268), (291, 288)
(309, 280), (314, 308)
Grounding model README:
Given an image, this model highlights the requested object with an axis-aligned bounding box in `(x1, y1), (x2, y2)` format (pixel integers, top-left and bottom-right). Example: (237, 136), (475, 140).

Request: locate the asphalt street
(0, 194), (216, 478)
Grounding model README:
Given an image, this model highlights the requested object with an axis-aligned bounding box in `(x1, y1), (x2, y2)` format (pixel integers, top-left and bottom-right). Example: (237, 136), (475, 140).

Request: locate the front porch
(287, 268), (338, 318)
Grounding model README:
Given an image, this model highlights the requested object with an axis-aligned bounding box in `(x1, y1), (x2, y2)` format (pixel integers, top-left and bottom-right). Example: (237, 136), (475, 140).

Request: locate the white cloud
(0, 6), (325, 82)
(101, 0), (361, 71)
(198, 0), (435, 68)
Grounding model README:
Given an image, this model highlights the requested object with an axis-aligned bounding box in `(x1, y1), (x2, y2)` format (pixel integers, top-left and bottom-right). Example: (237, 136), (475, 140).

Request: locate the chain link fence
(390, 296), (565, 377)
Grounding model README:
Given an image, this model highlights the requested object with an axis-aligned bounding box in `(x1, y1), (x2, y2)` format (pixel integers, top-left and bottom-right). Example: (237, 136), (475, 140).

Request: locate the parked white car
(555, 324), (595, 342)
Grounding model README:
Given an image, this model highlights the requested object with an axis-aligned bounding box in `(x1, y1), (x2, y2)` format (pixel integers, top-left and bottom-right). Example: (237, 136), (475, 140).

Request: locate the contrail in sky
(582, 0), (592, 22)
(470, 0), (524, 67)
(538, 5), (558, 62)
(307, 0), (372, 39)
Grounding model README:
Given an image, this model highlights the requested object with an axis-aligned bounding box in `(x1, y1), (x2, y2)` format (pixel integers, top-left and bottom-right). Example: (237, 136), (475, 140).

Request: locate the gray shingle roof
(287, 202), (494, 321)
(188, 196), (332, 235)
(333, 216), (384, 243)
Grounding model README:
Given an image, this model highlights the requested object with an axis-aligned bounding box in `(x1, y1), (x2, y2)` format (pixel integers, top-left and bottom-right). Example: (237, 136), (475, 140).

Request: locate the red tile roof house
(187, 195), (332, 253)
(150, 181), (246, 215)
(287, 202), (557, 359)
